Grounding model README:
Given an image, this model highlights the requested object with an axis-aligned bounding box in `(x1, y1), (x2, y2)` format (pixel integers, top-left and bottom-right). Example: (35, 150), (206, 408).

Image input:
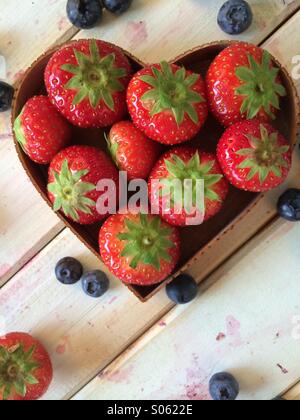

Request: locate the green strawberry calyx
(118, 214), (174, 271)
(48, 160), (96, 221)
(236, 124), (290, 184)
(105, 133), (119, 168)
(161, 152), (223, 213)
(235, 50), (287, 120)
(0, 343), (39, 400)
(61, 40), (128, 110)
(13, 111), (27, 152)
(139, 61), (205, 126)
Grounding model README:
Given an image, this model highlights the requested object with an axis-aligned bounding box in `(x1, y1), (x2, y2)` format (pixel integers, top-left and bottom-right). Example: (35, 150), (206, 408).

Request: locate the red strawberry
(99, 212), (180, 286)
(45, 39), (132, 128)
(13, 96), (71, 164)
(127, 61), (208, 145)
(0, 332), (53, 401)
(217, 120), (292, 192)
(47, 145), (119, 224)
(206, 42), (286, 127)
(107, 120), (162, 180)
(149, 147), (229, 227)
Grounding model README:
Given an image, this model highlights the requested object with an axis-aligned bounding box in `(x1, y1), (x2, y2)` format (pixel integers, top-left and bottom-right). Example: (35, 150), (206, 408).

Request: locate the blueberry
(277, 189), (300, 222)
(218, 0), (253, 35)
(102, 0), (133, 14)
(166, 274), (198, 304)
(67, 0), (103, 29)
(55, 257), (83, 285)
(209, 372), (240, 401)
(82, 270), (110, 298)
(0, 81), (14, 112)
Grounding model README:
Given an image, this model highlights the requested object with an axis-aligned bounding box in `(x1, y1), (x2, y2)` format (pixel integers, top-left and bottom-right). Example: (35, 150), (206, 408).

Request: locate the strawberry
(148, 147), (229, 227)
(217, 120), (292, 192)
(47, 145), (119, 224)
(0, 332), (53, 400)
(99, 212), (180, 286)
(13, 96), (71, 164)
(106, 120), (162, 180)
(45, 39), (132, 128)
(206, 42), (286, 127)
(127, 61), (208, 145)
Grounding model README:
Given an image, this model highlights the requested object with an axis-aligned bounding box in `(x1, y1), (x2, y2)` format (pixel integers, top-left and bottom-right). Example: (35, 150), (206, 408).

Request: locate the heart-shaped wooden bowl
(12, 40), (300, 302)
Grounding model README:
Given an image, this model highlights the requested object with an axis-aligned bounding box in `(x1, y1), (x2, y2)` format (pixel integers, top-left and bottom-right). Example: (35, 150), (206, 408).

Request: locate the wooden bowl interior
(12, 42), (297, 301)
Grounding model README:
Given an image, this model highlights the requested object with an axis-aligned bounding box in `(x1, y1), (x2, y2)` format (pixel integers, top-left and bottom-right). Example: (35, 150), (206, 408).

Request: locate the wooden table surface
(1, 0), (300, 400)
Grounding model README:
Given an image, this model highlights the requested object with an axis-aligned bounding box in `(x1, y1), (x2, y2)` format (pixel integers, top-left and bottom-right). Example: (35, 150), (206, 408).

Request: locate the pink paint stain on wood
(216, 332), (226, 342)
(108, 296), (117, 305)
(58, 17), (67, 31)
(226, 315), (243, 347)
(158, 320), (166, 327)
(56, 343), (66, 355)
(55, 336), (71, 356)
(13, 70), (25, 83)
(0, 133), (13, 141)
(127, 21), (148, 49)
(99, 365), (134, 384)
(182, 354), (211, 400)
(0, 263), (11, 278)
(277, 364), (289, 374)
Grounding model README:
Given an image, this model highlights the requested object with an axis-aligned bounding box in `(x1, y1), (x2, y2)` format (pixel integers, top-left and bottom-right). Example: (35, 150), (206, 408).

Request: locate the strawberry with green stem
(206, 42), (286, 127)
(48, 145), (119, 224)
(149, 147), (229, 227)
(13, 96), (71, 164)
(0, 332), (53, 401)
(217, 120), (292, 192)
(127, 61), (208, 145)
(45, 39), (132, 128)
(99, 213), (180, 286)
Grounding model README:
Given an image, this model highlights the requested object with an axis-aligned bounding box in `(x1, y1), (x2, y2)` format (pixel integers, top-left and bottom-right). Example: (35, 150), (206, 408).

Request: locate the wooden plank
(77, 0), (300, 63)
(73, 219), (300, 401)
(0, 0), (77, 285)
(0, 228), (172, 400)
(284, 381), (300, 400)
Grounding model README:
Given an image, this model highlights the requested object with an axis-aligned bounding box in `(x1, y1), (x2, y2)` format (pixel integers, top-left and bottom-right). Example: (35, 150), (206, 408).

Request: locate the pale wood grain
(78, 0), (300, 63)
(73, 219), (300, 401)
(0, 228), (172, 400)
(0, 0), (77, 285)
(284, 381), (300, 400)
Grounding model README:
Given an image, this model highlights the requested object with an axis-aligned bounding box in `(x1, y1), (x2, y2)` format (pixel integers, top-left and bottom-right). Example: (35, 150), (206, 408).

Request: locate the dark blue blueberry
(277, 189), (300, 222)
(166, 274), (198, 304)
(218, 0), (253, 35)
(55, 257), (83, 285)
(67, 0), (103, 29)
(82, 270), (110, 298)
(0, 81), (14, 112)
(209, 372), (240, 401)
(102, 0), (133, 14)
